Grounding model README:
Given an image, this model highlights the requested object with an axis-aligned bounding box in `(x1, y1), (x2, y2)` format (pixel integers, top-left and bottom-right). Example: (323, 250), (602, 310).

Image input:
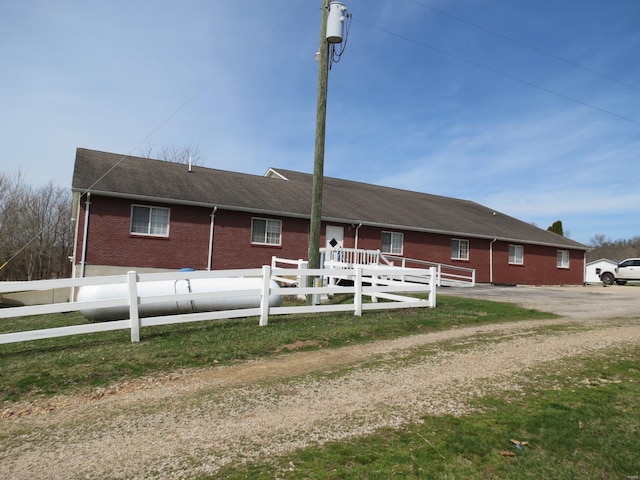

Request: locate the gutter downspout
(80, 192), (91, 278)
(207, 206), (217, 271)
(354, 223), (362, 250)
(489, 238), (497, 285)
(69, 192), (81, 301)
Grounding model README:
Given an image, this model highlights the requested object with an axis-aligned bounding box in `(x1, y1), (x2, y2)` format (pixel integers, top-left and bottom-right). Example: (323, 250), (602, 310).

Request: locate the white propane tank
(77, 277), (282, 322)
(326, 2), (348, 44)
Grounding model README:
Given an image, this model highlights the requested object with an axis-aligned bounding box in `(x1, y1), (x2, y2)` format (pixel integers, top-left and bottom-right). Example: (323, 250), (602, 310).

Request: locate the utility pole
(308, 0), (330, 275)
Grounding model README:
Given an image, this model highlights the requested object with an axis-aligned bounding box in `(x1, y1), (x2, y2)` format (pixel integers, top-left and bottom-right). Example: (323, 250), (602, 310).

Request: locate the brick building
(71, 148), (588, 285)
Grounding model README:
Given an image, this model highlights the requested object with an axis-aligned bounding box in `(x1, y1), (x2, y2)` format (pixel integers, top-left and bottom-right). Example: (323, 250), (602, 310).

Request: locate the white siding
(585, 259), (617, 284)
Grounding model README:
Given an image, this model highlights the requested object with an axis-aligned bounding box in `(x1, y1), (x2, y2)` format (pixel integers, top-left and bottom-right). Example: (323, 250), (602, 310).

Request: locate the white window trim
(509, 244), (524, 265)
(381, 231), (403, 255)
(557, 250), (570, 269)
(451, 238), (469, 260)
(251, 217), (282, 246)
(130, 204), (170, 237)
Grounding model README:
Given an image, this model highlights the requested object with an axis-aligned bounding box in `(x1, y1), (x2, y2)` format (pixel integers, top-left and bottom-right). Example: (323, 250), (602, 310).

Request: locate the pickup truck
(599, 258), (640, 285)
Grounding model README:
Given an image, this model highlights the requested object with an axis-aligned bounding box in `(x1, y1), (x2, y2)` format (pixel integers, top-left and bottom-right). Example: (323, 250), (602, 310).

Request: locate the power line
(405, 0), (640, 94)
(81, 0), (306, 197)
(1, 0), (306, 275)
(354, 19), (640, 128)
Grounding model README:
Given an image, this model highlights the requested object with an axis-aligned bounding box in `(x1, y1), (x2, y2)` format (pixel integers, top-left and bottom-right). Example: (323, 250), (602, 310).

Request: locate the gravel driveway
(439, 283), (640, 320)
(2, 285), (639, 479)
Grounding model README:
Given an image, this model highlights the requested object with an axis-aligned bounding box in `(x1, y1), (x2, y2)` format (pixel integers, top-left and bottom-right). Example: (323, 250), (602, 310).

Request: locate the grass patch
(0, 296), (555, 404)
(212, 345), (640, 479)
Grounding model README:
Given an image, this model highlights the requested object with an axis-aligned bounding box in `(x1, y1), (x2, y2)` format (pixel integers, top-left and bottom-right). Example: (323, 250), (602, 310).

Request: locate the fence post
(259, 265), (271, 326)
(127, 271), (141, 343)
(370, 271), (378, 303)
(429, 266), (437, 308)
(354, 267), (363, 316)
(297, 259), (306, 290)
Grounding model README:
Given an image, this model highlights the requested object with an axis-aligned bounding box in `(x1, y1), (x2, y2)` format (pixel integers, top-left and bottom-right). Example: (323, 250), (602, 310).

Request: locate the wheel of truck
(615, 280), (627, 285)
(601, 272), (615, 286)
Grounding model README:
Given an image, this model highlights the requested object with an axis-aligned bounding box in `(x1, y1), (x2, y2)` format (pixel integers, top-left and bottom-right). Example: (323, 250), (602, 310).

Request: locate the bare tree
(0, 170), (27, 277)
(0, 171), (74, 281)
(139, 143), (204, 166)
(589, 234), (611, 248)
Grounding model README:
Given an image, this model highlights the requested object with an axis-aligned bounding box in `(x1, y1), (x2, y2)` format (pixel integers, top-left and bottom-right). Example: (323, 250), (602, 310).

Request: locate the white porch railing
(318, 248), (476, 287)
(321, 247), (386, 266)
(381, 255), (476, 287)
(0, 265), (436, 345)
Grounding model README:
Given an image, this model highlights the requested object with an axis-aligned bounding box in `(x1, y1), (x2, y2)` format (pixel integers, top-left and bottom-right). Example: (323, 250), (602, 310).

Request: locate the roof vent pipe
(188, 156), (192, 172)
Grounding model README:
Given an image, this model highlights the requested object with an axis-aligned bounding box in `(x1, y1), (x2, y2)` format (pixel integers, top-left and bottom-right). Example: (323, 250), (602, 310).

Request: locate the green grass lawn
(212, 344), (640, 480)
(0, 296), (554, 403)
(1, 295), (638, 479)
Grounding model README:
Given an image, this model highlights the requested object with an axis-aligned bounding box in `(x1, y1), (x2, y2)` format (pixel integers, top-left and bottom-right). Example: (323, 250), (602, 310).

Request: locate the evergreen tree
(547, 220), (564, 236)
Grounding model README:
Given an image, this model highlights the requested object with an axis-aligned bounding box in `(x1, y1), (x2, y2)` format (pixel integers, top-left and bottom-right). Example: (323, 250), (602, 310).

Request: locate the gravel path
(1, 285), (639, 479)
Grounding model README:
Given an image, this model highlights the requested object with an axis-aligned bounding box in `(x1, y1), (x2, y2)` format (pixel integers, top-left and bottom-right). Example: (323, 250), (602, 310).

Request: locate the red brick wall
(211, 211), (309, 269)
(76, 196), (211, 270)
(75, 197), (311, 271)
(347, 225), (583, 285)
(490, 242), (584, 285)
(76, 195), (583, 284)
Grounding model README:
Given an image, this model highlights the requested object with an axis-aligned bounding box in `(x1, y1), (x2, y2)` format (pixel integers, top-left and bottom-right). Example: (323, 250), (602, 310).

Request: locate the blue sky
(1, 0), (639, 245)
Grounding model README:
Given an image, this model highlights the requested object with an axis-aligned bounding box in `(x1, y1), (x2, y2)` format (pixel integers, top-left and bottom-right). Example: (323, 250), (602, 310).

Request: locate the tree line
(0, 146), (200, 281)
(587, 235), (640, 263)
(0, 170), (74, 281)
(539, 220), (638, 263)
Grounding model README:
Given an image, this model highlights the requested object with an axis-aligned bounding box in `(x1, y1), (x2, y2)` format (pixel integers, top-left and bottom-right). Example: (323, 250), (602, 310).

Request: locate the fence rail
(271, 257), (308, 286)
(0, 266), (436, 345)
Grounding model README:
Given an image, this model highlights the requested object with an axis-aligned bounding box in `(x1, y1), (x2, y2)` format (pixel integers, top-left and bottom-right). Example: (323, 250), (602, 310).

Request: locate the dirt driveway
(2, 285), (639, 479)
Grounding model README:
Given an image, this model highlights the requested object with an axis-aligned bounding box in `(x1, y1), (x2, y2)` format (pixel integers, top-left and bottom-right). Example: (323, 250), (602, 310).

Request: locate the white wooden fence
(271, 257), (308, 286)
(0, 265), (436, 345)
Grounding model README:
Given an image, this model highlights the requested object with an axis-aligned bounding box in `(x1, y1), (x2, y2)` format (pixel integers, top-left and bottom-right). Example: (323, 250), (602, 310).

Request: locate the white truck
(599, 258), (640, 285)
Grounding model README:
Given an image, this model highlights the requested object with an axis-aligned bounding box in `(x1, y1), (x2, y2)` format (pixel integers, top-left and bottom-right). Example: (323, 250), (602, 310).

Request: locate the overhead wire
(330, 10), (352, 68)
(405, 0), (640, 94)
(6, 2), (635, 274)
(0, 0), (306, 274)
(353, 18), (640, 128)
(80, 0), (306, 197)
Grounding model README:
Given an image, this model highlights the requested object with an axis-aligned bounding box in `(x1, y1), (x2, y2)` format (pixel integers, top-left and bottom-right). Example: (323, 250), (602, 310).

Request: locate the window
(509, 245), (524, 265)
(251, 218), (282, 246)
(557, 250), (570, 268)
(130, 205), (170, 237)
(381, 231), (403, 255)
(619, 259), (640, 268)
(451, 239), (469, 260)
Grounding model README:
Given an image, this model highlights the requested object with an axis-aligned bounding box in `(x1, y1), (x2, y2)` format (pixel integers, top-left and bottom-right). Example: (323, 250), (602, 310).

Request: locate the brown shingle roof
(72, 148), (587, 250)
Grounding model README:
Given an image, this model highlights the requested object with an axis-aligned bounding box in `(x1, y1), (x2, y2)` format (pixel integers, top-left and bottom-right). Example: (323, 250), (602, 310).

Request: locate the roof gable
(586, 258), (618, 266)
